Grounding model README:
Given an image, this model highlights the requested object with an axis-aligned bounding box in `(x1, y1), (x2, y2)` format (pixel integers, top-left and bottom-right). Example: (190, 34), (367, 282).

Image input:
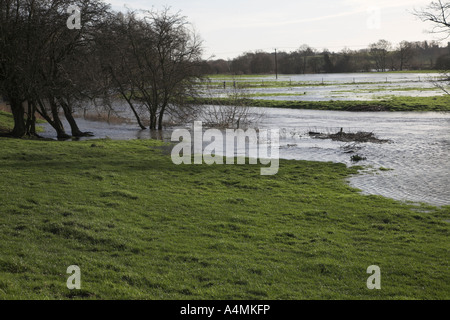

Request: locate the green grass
(0, 111), (14, 132)
(0, 110), (45, 134)
(195, 95), (450, 112)
(0, 139), (448, 299)
(0, 110), (448, 300)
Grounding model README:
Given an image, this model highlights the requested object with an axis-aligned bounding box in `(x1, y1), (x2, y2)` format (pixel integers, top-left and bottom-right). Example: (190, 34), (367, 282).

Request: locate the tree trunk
(158, 108), (165, 130)
(10, 98), (26, 137)
(60, 99), (92, 137)
(49, 98), (70, 139)
(121, 94), (147, 130)
(150, 112), (157, 130)
(25, 100), (37, 136)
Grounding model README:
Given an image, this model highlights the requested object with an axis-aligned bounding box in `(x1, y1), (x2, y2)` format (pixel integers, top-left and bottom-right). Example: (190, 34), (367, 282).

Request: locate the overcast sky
(106, 0), (440, 60)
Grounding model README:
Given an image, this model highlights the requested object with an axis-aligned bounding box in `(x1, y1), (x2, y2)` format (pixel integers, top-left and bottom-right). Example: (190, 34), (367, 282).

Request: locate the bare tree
(35, 0), (110, 138)
(369, 40), (392, 72)
(0, 0), (109, 138)
(414, 1), (450, 39)
(92, 11), (149, 129)
(297, 45), (316, 74)
(249, 51), (274, 74)
(414, 1), (450, 95)
(201, 82), (264, 129)
(396, 41), (415, 71)
(97, 9), (204, 131)
(1, 2), (203, 137)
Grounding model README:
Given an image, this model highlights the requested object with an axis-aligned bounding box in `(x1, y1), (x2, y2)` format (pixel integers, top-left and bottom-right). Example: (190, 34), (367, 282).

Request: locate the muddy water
(40, 107), (450, 207)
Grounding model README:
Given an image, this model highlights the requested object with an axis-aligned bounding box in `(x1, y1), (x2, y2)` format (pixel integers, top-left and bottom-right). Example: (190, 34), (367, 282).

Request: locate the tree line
(204, 40), (450, 75)
(0, 0), (204, 138)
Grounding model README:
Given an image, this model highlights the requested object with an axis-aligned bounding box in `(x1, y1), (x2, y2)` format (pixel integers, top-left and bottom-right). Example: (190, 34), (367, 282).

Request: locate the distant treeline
(203, 40), (450, 75)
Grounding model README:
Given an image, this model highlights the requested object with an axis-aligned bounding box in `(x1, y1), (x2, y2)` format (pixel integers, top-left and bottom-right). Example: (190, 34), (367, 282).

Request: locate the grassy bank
(0, 119), (449, 299)
(0, 110), (45, 135)
(195, 95), (450, 112)
(0, 111), (14, 133)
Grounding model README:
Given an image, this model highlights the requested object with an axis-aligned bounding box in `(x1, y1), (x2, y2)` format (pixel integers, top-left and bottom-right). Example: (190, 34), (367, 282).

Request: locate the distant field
(379, 70), (442, 74)
(199, 72), (448, 103)
(207, 70), (442, 78)
(195, 95), (450, 112)
(206, 71), (443, 79)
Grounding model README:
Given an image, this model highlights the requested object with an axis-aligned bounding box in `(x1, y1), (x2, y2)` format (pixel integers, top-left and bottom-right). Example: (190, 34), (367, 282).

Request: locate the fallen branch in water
(309, 128), (390, 143)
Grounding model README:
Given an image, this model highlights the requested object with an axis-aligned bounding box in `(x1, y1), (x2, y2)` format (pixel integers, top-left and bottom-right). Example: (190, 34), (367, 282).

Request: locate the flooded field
(203, 72), (446, 101)
(256, 108), (450, 207)
(40, 107), (450, 207)
(37, 73), (450, 206)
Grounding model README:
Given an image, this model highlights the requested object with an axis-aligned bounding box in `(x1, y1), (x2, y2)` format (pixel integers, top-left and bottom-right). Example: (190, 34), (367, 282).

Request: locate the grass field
(0, 110), (45, 135)
(0, 112), (448, 300)
(195, 95), (450, 112)
(0, 111), (14, 133)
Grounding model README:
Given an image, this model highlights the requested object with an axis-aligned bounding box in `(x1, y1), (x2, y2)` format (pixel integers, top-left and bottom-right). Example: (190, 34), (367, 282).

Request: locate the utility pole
(275, 48), (278, 80)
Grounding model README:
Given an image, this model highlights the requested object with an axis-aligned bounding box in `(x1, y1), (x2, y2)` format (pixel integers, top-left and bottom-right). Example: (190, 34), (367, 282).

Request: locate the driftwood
(309, 128), (390, 143)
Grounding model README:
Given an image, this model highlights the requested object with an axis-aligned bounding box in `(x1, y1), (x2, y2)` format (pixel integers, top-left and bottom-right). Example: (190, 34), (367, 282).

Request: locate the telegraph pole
(275, 48), (278, 80)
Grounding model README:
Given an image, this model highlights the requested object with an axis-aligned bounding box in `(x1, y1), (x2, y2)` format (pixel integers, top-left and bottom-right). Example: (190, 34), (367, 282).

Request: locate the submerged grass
(331, 87), (440, 94)
(203, 72), (446, 89)
(200, 80), (395, 88)
(208, 71), (442, 78)
(0, 111), (448, 300)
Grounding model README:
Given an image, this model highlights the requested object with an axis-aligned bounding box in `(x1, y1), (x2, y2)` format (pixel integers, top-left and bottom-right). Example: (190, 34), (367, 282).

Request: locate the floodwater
(40, 107), (450, 207)
(38, 73), (450, 206)
(256, 108), (450, 207)
(205, 72), (446, 101)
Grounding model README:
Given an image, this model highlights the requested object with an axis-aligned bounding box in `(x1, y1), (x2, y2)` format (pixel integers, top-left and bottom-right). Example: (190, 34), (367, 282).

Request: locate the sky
(106, 0), (442, 60)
